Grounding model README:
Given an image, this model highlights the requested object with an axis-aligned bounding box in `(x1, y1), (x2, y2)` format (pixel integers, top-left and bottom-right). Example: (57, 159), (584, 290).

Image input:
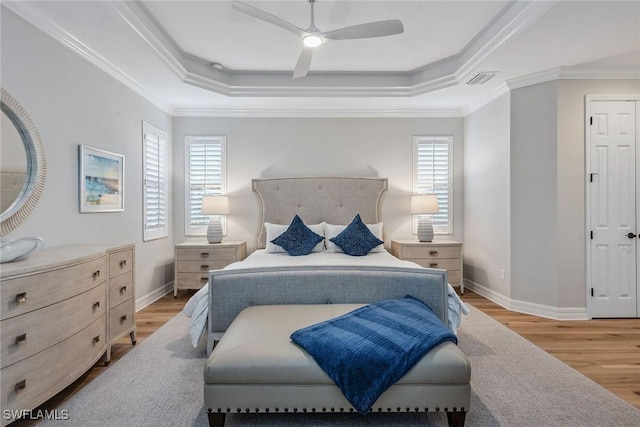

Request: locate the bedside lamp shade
(201, 196), (229, 243)
(411, 195), (439, 242)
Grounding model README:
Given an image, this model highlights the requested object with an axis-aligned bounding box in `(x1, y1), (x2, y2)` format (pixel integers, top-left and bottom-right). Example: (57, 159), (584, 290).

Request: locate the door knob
(626, 232), (636, 238)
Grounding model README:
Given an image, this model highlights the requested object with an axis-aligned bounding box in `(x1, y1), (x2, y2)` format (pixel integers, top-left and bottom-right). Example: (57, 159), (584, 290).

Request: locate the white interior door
(589, 100), (637, 318)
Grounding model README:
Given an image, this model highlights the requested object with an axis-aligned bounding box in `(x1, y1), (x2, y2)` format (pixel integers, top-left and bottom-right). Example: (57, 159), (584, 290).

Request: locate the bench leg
(207, 410), (225, 427)
(446, 411), (466, 427)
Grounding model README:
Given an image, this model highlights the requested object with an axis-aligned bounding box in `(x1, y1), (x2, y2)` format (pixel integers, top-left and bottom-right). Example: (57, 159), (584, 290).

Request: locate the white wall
(173, 117), (464, 251)
(2, 9), (175, 304)
(464, 93), (511, 298)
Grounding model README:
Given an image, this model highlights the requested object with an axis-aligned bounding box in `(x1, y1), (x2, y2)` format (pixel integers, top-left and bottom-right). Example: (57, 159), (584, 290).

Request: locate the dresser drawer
(401, 245), (460, 259)
(407, 258), (460, 271)
(177, 247), (238, 261)
(176, 272), (210, 289)
(1, 316), (106, 414)
(1, 256), (106, 320)
(109, 299), (134, 341)
(109, 272), (133, 308)
(109, 249), (133, 278)
(177, 260), (232, 273)
(1, 284), (106, 369)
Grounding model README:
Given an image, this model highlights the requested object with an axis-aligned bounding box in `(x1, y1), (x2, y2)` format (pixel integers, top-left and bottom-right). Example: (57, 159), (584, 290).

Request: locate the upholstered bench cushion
(204, 304), (470, 387)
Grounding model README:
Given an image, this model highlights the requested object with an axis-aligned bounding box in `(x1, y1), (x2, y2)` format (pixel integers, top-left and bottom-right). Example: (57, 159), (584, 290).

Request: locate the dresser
(174, 241), (247, 296)
(106, 245), (136, 361)
(0, 244), (136, 425)
(390, 239), (464, 293)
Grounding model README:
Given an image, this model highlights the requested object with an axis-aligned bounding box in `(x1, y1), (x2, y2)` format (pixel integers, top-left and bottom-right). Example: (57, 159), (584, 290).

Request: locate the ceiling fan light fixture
(303, 34), (323, 48)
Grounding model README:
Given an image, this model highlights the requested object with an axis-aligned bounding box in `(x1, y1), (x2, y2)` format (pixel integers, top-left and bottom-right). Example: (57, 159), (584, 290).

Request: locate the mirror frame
(1, 89), (46, 235)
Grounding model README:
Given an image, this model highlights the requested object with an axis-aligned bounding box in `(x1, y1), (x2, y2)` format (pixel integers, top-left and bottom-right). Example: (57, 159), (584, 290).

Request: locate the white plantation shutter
(413, 136), (453, 234)
(143, 122), (168, 241)
(185, 136), (226, 235)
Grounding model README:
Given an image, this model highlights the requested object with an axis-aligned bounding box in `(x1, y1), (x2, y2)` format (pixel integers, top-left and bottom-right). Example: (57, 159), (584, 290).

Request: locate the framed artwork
(79, 145), (124, 213)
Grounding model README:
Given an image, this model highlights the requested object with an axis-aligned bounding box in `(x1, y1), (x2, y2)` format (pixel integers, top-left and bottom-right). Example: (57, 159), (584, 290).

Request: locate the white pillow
(325, 222), (384, 253)
(265, 221), (325, 253)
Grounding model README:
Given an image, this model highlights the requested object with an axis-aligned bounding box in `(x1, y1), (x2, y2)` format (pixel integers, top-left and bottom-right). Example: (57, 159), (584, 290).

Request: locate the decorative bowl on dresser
(174, 241), (246, 297)
(0, 244), (136, 425)
(390, 239), (464, 293)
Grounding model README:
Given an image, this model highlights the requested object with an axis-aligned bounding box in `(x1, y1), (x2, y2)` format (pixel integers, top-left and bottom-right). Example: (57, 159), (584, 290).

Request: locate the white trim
(142, 121), (168, 242)
(464, 279), (589, 321)
(135, 282), (173, 312)
(172, 108), (465, 119)
(3, 1), (175, 115)
(463, 83), (510, 116)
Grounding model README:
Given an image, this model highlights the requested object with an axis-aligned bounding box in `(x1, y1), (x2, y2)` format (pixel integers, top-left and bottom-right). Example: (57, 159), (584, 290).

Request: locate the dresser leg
(130, 329), (137, 345)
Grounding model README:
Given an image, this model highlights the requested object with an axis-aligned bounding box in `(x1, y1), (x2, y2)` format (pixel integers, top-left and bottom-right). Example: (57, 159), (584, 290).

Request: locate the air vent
(466, 72), (496, 85)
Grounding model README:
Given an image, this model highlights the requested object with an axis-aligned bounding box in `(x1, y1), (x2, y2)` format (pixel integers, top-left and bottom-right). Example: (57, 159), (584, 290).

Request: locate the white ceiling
(5, 1), (640, 116)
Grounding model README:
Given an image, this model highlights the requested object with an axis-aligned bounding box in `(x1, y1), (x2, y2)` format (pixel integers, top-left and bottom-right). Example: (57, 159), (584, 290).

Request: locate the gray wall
(464, 93), (511, 298)
(172, 117), (465, 251)
(2, 10), (175, 305)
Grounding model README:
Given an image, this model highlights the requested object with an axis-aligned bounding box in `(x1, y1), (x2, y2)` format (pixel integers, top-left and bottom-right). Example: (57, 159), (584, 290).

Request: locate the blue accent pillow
(291, 296), (457, 414)
(270, 215), (324, 256)
(329, 214), (384, 256)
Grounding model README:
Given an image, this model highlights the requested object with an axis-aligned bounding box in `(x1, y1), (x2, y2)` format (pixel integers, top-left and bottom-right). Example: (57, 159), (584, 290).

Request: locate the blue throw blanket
(290, 296), (457, 414)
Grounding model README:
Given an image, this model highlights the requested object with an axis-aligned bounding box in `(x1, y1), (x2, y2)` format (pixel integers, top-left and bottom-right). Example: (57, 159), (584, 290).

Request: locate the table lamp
(411, 194), (439, 242)
(201, 195), (229, 244)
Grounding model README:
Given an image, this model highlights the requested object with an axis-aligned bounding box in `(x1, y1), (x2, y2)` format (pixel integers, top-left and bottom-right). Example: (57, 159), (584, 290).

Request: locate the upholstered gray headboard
(252, 177), (388, 249)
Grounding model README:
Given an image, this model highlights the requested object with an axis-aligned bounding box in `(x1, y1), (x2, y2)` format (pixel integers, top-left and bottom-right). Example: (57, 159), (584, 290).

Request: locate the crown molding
(3, 1), (175, 115)
(172, 108), (465, 119)
(507, 66), (640, 91)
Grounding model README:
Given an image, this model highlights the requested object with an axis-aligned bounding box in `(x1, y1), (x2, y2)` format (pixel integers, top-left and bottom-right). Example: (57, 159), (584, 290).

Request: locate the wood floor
(13, 290), (640, 425)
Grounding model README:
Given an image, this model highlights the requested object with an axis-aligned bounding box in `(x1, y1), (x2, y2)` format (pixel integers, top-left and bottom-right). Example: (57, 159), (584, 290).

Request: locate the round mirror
(1, 89), (46, 235)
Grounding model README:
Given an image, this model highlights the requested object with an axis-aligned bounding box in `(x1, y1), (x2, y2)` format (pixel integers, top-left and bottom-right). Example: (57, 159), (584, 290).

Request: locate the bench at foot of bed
(207, 408), (466, 427)
(204, 304), (471, 427)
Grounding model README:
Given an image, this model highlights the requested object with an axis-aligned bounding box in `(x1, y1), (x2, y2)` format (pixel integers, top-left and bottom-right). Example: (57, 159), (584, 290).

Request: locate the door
(589, 100), (637, 318)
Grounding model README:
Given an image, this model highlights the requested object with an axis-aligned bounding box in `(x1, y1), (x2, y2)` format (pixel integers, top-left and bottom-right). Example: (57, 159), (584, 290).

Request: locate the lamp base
(417, 217), (434, 242)
(207, 218), (223, 244)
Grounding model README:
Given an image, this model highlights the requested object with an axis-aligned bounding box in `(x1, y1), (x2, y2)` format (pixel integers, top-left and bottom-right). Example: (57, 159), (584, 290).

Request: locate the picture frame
(79, 145), (124, 213)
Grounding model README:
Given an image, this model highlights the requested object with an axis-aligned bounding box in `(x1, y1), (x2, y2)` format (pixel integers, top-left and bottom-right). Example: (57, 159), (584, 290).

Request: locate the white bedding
(183, 249), (469, 347)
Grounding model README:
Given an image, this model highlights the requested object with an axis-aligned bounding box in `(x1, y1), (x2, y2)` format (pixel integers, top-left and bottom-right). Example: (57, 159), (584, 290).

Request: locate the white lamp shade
(411, 194), (439, 214)
(201, 195), (230, 215)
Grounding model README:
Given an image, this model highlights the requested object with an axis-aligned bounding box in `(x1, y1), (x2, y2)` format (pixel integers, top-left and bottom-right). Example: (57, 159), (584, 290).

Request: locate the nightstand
(390, 239), (464, 293)
(174, 241), (247, 296)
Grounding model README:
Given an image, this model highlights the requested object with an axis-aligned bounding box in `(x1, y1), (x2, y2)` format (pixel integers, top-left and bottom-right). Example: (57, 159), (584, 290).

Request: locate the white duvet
(183, 249), (469, 347)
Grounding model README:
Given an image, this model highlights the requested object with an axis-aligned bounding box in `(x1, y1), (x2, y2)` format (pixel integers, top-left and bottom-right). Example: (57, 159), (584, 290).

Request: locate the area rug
(39, 305), (640, 426)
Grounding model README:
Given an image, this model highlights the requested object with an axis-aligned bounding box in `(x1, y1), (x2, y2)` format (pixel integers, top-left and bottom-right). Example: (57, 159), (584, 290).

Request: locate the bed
(189, 177), (471, 426)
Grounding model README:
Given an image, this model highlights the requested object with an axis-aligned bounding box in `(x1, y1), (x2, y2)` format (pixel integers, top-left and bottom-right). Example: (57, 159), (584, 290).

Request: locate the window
(413, 136), (453, 234)
(143, 122), (168, 241)
(185, 136), (226, 236)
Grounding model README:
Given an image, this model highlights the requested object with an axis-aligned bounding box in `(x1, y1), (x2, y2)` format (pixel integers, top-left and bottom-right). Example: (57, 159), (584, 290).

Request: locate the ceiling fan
(232, 0), (404, 79)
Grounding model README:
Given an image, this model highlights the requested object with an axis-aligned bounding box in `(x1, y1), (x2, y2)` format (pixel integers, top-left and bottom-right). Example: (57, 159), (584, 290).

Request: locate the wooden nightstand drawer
(174, 241), (247, 296)
(391, 239), (464, 293)
(401, 245), (459, 260)
(109, 299), (134, 341)
(407, 258), (460, 271)
(109, 272), (133, 308)
(177, 260), (232, 273)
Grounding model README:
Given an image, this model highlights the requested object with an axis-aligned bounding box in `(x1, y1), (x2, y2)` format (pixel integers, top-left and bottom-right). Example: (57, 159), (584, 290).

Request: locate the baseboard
(464, 279), (588, 320)
(135, 281), (174, 312)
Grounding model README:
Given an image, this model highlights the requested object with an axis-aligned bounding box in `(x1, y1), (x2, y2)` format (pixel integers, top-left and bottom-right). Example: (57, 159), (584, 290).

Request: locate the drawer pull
(93, 301), (101, 309)
(93, 270), (101, 279)
(120, 286), (127, 294)
(15, 333), (27, 345)
(200, 265), (210, 270)
(201, 277), (208, 283)
(429, 251), (438, 256)
(429, 263), (438, 268)
(15, 380), (26, 392)
(120, 314), (128, 322)
(93, 335), (100, 344)
(15, 292), (27, 304)
(120, 260), (127, 268)
(200, 252), (210, 258)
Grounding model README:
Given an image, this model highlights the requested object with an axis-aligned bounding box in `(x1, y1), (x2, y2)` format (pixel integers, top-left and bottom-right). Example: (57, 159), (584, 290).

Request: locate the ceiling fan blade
(293, 46), (314, 79)
(232, 1), (303, 37)
(323, 19), (404, 40)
